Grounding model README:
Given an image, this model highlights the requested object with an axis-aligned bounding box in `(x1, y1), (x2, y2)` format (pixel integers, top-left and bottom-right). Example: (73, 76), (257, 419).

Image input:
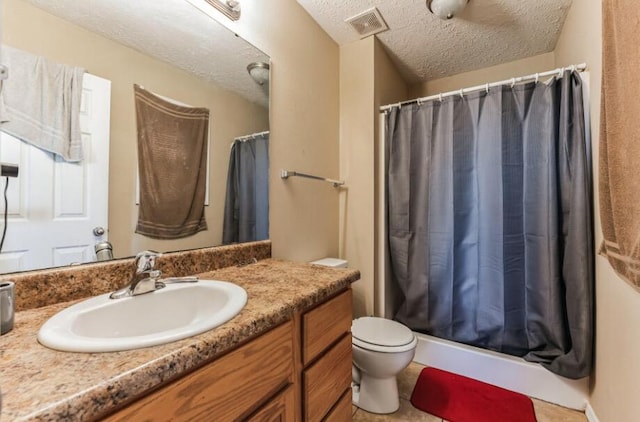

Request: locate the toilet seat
(352, 317), (417, 353)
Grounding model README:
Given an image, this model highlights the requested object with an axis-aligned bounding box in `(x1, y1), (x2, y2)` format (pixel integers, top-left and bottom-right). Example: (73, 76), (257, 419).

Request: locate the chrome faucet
(110, 251), (199, 299)
(110, 251), (162, 299)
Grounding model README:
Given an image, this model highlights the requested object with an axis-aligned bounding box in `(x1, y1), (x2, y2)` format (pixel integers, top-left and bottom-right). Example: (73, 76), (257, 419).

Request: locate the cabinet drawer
(323, 388), (353, 422)
(303, 334), (352, 422)
(105, 321), (293, 422)
(302, 289), (352, 365)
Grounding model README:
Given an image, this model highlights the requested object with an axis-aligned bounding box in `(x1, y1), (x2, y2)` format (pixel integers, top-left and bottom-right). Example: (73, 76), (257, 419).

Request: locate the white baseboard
(585, 402), (600, 422)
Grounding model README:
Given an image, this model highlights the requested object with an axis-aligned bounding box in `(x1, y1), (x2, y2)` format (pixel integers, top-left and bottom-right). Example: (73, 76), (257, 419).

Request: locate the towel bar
(280, 170), (345, 188)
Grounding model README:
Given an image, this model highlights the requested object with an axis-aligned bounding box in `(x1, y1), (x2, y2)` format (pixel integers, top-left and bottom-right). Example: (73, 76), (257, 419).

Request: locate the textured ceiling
(297, 0), (573, 84)
(23, 0), (270, 107)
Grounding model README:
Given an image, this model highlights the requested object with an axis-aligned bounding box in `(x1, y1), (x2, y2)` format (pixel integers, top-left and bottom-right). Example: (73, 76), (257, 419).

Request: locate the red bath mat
(410, 367), (537, 422)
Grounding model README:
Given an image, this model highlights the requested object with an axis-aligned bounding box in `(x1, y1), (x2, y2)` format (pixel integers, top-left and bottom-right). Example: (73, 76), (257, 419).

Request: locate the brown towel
(134, 84), (208, 239)
(599, 1), (640, 287)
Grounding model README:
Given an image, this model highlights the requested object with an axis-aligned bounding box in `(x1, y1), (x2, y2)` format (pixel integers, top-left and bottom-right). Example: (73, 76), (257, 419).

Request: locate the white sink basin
(38, 280), (247, 353)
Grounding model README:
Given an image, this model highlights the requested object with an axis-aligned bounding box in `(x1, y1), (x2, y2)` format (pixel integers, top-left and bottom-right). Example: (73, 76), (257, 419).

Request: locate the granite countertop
(0, 259), (360, 421)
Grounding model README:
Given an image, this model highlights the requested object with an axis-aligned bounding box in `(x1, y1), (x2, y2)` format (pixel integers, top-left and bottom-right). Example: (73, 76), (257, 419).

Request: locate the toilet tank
(311, 258), (348, 268)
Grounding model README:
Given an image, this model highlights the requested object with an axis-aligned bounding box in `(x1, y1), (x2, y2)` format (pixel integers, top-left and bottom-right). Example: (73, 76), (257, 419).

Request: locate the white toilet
(351, 317), (417, 414)
(310, 258), (417, 415)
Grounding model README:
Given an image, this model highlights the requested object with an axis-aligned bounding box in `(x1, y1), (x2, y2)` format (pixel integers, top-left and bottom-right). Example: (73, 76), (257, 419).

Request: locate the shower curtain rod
(235, 130), (270, 142)
(379, 63), (587, 112)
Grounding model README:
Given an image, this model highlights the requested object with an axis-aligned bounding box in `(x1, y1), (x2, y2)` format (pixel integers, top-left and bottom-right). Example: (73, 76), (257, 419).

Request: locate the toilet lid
(352, 317), (414, 348)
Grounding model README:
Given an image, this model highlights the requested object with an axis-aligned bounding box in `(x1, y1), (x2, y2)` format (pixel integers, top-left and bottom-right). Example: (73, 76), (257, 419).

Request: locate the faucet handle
(135, 250), (162, 273)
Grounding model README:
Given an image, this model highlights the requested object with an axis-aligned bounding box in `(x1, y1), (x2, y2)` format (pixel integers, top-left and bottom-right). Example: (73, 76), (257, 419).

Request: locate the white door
(0, 73), (111, 273)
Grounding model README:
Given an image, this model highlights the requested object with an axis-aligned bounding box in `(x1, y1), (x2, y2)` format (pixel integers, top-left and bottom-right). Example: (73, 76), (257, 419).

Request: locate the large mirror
(0, 0), (270, 273)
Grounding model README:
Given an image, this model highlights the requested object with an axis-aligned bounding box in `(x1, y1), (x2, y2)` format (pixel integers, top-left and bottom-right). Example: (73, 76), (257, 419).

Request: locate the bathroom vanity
(106, 289), (353, 421)
(0, 243), (359, 421)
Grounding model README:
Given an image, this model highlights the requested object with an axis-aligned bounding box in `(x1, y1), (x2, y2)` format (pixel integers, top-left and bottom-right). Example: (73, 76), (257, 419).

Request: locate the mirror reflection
(0, 0), (270, 273)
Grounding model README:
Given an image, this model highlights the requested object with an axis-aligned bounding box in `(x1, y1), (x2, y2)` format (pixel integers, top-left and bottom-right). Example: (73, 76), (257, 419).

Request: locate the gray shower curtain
(222, 133), (269, 244)
(386, 71), (593, 379)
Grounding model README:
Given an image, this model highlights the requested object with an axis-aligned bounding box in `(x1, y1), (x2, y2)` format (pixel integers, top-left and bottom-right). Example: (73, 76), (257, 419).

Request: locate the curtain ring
(438, 93), (443, 102)
(570, 65), (576, 73)
(459, 89), (464, 99)
(510, 78), (516, 88)
(534, 73), (539, 83)
(485, 83), (490, 94)
(416, 99), (423, 107)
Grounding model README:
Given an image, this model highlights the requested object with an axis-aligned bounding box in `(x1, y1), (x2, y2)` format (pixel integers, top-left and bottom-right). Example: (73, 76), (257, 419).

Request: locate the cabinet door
(247, 386), (295, 422)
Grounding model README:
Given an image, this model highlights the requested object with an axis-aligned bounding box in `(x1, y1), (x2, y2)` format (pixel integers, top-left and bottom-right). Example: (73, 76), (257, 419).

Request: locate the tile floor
(351, 362), (588, 422)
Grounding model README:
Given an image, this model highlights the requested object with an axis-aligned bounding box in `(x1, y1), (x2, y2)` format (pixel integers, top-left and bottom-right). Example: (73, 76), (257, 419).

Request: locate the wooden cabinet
(104, 289), (352, 422)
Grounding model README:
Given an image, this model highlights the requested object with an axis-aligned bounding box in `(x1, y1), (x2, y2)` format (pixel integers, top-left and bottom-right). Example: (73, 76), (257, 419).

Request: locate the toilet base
(352, 373), (400, 414)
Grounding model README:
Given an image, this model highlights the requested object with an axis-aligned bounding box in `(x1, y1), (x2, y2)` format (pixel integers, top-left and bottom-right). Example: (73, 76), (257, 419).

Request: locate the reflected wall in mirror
(0, 0), (270, 273)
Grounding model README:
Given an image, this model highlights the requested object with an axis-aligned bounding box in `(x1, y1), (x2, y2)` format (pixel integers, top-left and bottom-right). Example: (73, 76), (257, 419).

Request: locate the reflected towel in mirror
(134, 84), (209, 239)
(0, 45), (84, 162)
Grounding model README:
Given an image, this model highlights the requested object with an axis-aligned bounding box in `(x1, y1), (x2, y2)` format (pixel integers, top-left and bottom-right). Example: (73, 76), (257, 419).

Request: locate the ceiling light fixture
(186, 0), (241, 21)
(426, 0), (469, 20)
(247, 62), (270, 86)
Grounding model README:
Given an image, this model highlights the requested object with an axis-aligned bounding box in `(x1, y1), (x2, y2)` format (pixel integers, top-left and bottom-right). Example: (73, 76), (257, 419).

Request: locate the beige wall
(374, 41), (410, 108)
(555, 1), (640, 420)
(3, 0), (268, 258)
(218, 0), (341, 262)
(339, 37), (375, 317)
(411, 52), (556, 97)
(338, 37), (409, 317)
(373, 40), (409, 317)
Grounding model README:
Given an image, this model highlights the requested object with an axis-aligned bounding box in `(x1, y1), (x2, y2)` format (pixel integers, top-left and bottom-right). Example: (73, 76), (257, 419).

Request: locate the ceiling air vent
(345, 7), (389, 39)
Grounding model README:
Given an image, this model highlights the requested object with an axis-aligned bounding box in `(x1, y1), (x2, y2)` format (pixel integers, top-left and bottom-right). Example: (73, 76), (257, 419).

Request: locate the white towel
(0, 45), (84, 162)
